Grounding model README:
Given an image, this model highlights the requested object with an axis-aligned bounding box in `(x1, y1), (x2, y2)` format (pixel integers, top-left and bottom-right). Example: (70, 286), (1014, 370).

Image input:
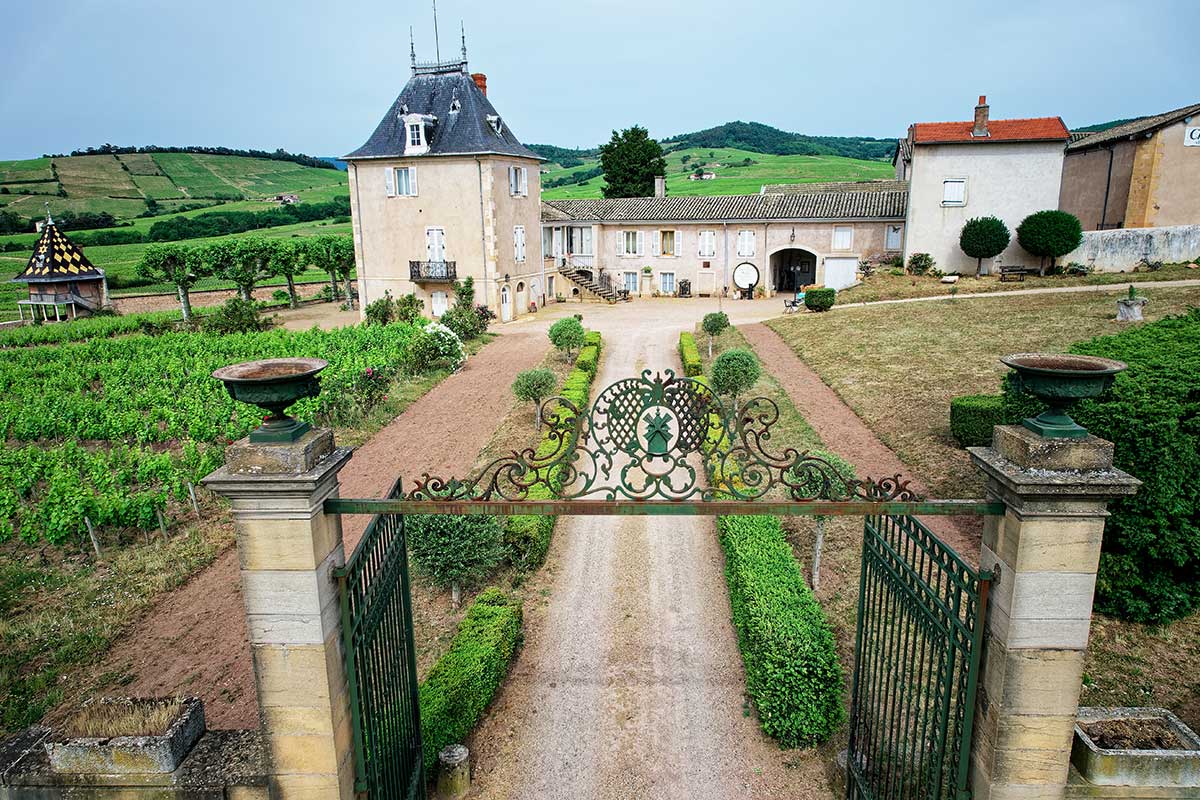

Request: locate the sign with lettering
(1186, 126), (1200, 147)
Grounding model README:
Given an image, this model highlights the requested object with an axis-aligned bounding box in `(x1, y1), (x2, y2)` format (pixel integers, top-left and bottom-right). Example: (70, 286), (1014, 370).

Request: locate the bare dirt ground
(466, 299), (817, 799)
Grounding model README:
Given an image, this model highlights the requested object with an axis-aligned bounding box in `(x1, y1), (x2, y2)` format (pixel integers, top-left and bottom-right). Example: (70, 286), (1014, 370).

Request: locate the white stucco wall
(904, 141), (1065, 274)
(1063, 224), (1200, 271)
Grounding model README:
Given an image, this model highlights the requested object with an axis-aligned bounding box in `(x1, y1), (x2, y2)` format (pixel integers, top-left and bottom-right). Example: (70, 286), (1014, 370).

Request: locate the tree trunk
(344, 274), (355, 309)
(812, 517), (825, 593)
(239, 284), (252, 302)
(708, 335), (713, 358)
(285, 273), (298, 309)
(329, 270), (339, 300)
(178, 285), (193, 324)
(534, 403), (542, 433)
(451, 583), (461, 608)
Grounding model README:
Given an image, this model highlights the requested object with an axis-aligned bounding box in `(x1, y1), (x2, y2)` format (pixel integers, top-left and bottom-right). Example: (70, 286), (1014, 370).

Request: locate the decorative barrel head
(212, 358), (328, 443)
(1000, 353), (1126, 439)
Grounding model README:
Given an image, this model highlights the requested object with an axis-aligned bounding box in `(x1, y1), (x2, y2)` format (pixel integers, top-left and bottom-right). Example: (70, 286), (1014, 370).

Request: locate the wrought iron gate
(324, 371), (999, 800)
(846, 513), (993, 800)
(333, 480), (425, 800)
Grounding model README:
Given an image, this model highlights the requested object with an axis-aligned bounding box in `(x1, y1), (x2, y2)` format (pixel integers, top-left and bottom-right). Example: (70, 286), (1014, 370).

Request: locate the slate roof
(761, 180), (908, 195)
(1066, 102), (1200, 152)
(345, 64), (541, 161)
(912, 117), (1069, 144)
(12, 222), (104, 284)
(542, 187), (907, 224)
(894, 137), (912, 165)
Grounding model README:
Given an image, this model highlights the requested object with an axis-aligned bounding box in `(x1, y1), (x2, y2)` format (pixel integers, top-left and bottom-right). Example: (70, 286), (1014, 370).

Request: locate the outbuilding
(11, 216), (109, 322)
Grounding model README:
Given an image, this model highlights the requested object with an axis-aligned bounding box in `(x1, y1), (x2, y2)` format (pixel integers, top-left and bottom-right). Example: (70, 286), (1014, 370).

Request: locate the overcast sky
(1, 0), (1197, 160)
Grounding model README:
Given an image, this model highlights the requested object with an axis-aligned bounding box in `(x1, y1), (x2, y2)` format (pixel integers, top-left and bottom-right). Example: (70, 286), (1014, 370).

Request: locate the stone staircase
(558, 266), (627, 303)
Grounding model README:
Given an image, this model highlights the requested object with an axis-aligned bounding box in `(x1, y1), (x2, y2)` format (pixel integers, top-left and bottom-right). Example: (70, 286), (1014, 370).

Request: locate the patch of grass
(63, 697), (184, 738)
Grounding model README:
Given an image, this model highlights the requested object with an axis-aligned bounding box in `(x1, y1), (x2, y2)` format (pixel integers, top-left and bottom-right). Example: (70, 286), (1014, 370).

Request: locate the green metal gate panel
(847, 514), (993, 800)
(334, 480), (425, 800)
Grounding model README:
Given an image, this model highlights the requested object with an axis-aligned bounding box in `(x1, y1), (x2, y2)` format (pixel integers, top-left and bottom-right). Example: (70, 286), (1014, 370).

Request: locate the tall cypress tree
(599, 126), (667, 198)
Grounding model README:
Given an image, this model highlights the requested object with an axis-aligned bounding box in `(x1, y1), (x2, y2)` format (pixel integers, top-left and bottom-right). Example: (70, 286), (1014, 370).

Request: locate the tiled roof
(541, 187), (907, 224)
(345, 66), (540, 161)
(894, 137), (912, 164)
(1066, 102), (1200, 152)
(912, 117), (1069, 144)
(540, 201), (573, 222)
(13, 223), (104, 284)
(761, 180), (908, 195)
(1068, 131), (1094, 145)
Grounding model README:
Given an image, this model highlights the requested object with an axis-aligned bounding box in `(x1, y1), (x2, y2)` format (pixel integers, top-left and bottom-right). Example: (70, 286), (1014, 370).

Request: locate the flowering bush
(408, 323), (465, 371)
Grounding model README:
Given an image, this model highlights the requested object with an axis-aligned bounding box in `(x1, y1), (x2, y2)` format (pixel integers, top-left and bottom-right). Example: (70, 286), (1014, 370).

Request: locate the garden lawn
(764, 285), (1200, 727)
(837, 262), (1199, 304)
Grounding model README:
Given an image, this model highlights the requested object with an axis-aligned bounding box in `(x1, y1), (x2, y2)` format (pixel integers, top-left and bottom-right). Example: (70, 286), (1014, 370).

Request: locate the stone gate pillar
(203, 429), (355, 800)
(968, 426), (1139, 800)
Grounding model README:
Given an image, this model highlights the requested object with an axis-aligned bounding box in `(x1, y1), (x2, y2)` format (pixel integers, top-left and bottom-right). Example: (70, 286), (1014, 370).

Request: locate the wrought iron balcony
(409, 260), (457, 282)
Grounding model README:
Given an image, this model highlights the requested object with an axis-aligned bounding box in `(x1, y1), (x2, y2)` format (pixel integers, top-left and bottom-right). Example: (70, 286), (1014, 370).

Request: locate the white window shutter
(520, 167), (528, 195)
(385, 167), (395, 197)
(651, 232), (661, 257)
(636, 231), (645, 256)
(408, 167), (417, 196)
(675, 231), (682, 256)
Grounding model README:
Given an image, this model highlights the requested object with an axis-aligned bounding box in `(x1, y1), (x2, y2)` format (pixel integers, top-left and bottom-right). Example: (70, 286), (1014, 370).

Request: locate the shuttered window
(698, 230), (716, 257)
(942, 179), (966, 206)
(508, 166), (528, 196)
(736, 230), (755, 257)
(886, 224), (903, 251)
(514, 225), (526, 262)
(622, 230), (643, 256)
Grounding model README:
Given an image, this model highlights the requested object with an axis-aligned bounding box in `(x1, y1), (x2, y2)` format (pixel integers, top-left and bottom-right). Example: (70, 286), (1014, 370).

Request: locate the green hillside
(0, 152), (347, 225)
(540, 146), (895, 200)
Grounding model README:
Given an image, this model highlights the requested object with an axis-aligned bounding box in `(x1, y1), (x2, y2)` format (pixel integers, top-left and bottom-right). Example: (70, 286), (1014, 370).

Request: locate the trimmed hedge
(678, 331), (703, 377)
(949, 394), (1004, 448)
(503, 330), (603, 570)
(804, 288), (836, 312)
(418, 588), (523, 772)
(1001, 308), (1200, 623)
(718, 515), (846, 746)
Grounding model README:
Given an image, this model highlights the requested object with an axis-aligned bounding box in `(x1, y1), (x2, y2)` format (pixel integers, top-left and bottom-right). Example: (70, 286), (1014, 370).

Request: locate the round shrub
(548, 316), (585, 359)
(407, 514), (505, 592)
(711, 348), (761, 400)
(804, 288), (836, 312)
(440, 304), (482, 341)
(907, 252), (935, 275)
(364, 290), (397, 326)
(512, 368), (556, 431)
(949, 394), (1004, 448)
(959, 216), (1011, 274)
(701, 312), (730, 356)
(408, 322), (464, 371)
(1016, 210), (1083, 272)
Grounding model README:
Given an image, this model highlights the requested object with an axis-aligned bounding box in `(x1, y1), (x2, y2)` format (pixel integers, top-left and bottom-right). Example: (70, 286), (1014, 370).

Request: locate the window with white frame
(622, 230), (644, 256)
(425, 227), (446, 264)
(885, 224), (903, 251)
(513, 225), (526, 262)
(407, 123), (422, 148)
(832, 225), (854, 251)
(942, 179), (966, 206)
(402, 116), (430, 156)
(431, 290), (448, 317)
(508, 166), (528, 196)
(385, 166), (417, 197)
(623, 271), (639, 292)
(567, 226), (593, 256)
(698, 230), (716, 257)
(659, 230), (680, 257)
(736, 229), (756, 257)
(542, 226), (554, 257)
(659, 271), (676, 294)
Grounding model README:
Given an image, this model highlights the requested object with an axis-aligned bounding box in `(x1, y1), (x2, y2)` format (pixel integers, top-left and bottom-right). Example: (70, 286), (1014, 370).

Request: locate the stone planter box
(1116, 296), (1149, 321)
(45, 697), (206, 775)
(1073, 707), (1200, 788)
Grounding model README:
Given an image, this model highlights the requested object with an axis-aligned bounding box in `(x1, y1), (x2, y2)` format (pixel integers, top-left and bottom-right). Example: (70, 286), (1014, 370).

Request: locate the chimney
(973, 95), (989, 137)
(471, 73), (487, 96)
(654, 175), (666, 198)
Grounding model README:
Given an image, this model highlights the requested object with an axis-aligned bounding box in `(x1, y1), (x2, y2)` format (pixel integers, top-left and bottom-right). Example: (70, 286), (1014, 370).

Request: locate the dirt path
(62, 327), (549, 730)
(467, 303), (816, 799)
(739, 323), (979, 560)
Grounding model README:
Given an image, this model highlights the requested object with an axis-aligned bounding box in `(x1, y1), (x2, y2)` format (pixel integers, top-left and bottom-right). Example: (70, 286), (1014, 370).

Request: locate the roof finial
(409, 26), (416, 70)
(432, 0), (441, 63)
(460, 20), (467, 66)
(44, 201), (53, 227)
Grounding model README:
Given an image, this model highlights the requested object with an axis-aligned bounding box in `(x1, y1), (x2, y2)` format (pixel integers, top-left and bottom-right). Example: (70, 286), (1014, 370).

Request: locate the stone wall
(1063, 224), (1200, 271)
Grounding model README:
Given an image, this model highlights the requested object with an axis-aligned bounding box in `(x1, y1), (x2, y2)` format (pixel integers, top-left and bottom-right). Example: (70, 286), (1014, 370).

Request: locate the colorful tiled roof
(13, 222), (104, 284)
(912, 117), (1069, 144)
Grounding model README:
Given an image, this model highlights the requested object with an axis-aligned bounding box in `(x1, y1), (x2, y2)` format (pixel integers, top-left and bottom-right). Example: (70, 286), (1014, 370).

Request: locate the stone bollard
(968, 426), (1140, 800)
(203, 427), (355, 800)
(437, 744), (471, 798)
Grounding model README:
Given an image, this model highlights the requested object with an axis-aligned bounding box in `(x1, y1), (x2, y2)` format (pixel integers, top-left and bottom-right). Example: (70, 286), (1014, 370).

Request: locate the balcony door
(425, 227), (446, 269)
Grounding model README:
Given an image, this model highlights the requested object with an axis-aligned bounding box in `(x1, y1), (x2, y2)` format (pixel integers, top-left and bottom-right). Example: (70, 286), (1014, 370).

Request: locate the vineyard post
(187, 482), (200, 516)
(84, 516), (102, 560)
(202, 426), (355, 800)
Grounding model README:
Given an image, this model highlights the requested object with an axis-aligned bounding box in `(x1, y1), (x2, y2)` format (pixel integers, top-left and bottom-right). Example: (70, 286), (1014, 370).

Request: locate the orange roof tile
(912, 117), (1069, 144)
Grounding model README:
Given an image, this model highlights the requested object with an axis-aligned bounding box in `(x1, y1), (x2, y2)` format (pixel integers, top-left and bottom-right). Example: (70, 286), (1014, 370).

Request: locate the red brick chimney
(471, 73), (487, 97)
(973, 95), (989, 137)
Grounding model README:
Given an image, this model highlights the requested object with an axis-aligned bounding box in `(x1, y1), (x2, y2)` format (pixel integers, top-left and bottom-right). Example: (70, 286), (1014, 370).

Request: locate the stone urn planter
(1000, 353), (1127, 439)
(212, 357), (327, 444)
(1116, 291), (1149, 322)
(1073, 707), (1200, 788)
(46, 697), (206, 775)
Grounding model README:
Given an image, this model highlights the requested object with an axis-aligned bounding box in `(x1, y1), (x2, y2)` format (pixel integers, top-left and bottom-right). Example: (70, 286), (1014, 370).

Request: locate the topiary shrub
(711, 348), (761, 403)
(407, 322), (464, 372)
(407, 514), (505, 605)
(575, 344), (600, 376)
(701, 311), (730, 358)
(679, 331), (703, 377)
(949, 394), (1004, 448)
(418, 588), (522, 772)
(959, 216), (1011, 275)
(548, 316), (585, 360)
(512, 368), (556, 432)
(907, 252), (935, 275)
(1001, 308), (1200, 624)
(1016, 210), (1083, 275)
(804, 288), (836, 312)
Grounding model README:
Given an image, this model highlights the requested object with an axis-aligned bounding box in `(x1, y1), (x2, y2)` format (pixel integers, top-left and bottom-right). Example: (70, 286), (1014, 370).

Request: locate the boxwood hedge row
(678, 331), (703, 377)
(949, 394), (1005, 448)
(418, 588), (522, 772)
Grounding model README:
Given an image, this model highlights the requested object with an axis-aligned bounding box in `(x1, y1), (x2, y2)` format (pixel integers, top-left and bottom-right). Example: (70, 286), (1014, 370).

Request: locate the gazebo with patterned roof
(11, 215), (109, 321)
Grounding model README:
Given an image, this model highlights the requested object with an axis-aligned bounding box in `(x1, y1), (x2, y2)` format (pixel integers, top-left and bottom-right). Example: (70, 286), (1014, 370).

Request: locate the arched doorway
(771, 248), (817, 293)
(500, 285), (512, 322)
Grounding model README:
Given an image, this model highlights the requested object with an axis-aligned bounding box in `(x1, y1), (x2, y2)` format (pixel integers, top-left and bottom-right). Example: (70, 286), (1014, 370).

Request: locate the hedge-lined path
(739, 323), (979, 560)
(50, 325), (553, 731)
(467, 302), (817, 799)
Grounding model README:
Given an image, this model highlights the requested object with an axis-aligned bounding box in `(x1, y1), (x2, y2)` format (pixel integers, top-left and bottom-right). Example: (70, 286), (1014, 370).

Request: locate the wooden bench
(999, 265), (1036, 282)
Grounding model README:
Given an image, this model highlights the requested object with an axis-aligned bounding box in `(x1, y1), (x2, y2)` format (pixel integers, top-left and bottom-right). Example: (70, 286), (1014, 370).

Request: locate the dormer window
(408, 123), (423, 148)
(401, 112), (435, 156)
(487, 114), (503, 137)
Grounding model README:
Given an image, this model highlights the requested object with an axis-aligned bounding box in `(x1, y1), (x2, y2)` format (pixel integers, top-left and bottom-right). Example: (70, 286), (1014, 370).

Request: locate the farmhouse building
(11, 216), (108, 321)
(344, 41), (546, 322)
(899, 96), (1069, 274)
(1059, 102), (1200, 230)
(541, 181), (907, 298)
